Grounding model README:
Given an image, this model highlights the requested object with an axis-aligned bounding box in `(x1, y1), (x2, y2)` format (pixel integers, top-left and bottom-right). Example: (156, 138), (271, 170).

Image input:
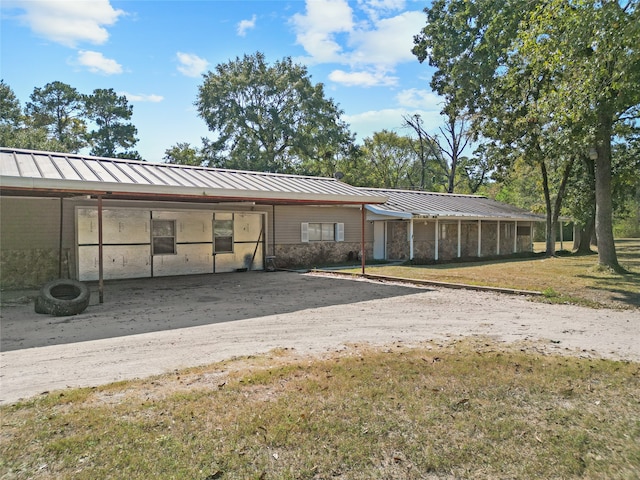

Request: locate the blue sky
(1, 0), (443, 162)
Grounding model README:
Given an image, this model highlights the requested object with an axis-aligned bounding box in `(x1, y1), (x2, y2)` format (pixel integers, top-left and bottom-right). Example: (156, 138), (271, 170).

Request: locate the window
(301, 223), (344, 242)
(214, 213), (234, 253)
(152, 220), (176, 255)
(517, 225), (531, 236)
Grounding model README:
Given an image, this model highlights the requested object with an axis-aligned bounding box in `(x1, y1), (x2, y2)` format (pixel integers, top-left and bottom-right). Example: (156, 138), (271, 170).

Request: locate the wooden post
(361, 205), (366, 274)
(98, 195), (104, 304)
(434, 218), (439, 261)
(58, 196), (64, 278)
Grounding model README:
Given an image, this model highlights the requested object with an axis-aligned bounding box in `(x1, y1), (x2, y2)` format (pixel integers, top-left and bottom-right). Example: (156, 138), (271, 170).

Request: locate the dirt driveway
(1, 271), (638, 404)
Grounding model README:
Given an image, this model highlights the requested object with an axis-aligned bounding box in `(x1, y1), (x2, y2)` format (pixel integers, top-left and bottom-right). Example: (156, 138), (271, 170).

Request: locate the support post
(98, 195), (104, 304)
(457, 219), (461, 258)
(58, 196), (64, 278)
(497, 220), (501, 256)
(477, 219), (482, 257)
(434, 218), (439, 261)
(409, 218), (414, 260)
(361, 205), (366, 274)
(514, 221), (518, 253)
(560, 221), (564, 250)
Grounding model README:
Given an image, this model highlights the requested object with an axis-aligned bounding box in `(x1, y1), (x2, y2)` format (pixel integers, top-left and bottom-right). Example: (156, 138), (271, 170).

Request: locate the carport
(0, 148), (386, 300)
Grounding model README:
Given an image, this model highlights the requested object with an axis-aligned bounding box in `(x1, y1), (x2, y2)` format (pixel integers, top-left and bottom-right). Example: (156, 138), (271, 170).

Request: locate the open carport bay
(1, 271), (638, 404)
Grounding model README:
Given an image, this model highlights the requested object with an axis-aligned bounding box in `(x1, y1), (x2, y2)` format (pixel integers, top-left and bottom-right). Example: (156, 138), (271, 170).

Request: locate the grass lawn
(2, 339), (639, 479)
(354, 238), (640, 309)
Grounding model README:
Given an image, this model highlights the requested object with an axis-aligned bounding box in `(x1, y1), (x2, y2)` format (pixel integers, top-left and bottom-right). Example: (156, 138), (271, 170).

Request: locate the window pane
(308, 223), (322, 241)
(214, 236), (233, 253)
(153, 220), (174, 237)
(153, 237), (175, 255)
(322, 223), (335, 241)
(214, 219), (233, 238)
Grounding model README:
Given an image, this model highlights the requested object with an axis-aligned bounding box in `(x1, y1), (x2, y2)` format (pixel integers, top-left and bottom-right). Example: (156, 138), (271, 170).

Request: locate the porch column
(514, 221), (518, 253)
(497, 220), (501, 255)
(477, 219), (482, 257)
(58, 196), (64, 278)
(560, 221), (564, 250)
(435, 218), (439, 261)
(409, 218), (414, 260)
(457, 219), (461, 258)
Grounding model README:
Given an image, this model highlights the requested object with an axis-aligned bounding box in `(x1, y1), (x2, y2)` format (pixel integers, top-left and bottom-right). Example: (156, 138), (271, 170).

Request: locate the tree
(0, 80), (64, 151)
(515, 0), (640, 270)
(164, 142), (202, 166)
(412, 0), (640, 267)
(196, 52), (354, 173)
(403, 107), (479, 194)
(84, 88), (140, 159)
(361, 130), (416, 189)
(25, 81), (86, 152)
(0, 80), (22, 127)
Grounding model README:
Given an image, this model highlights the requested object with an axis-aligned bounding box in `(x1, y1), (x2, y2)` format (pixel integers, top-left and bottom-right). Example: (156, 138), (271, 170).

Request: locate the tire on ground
(35, 279), (91, 316)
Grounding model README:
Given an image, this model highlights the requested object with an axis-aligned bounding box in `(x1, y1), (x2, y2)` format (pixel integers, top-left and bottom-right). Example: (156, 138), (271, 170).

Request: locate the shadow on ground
(0, 271), (427, 352)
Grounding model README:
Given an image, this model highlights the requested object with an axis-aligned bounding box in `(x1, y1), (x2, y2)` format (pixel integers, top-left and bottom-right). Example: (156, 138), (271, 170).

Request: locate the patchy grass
(353, 239), (640, 309)
(1, 339), (639, 480)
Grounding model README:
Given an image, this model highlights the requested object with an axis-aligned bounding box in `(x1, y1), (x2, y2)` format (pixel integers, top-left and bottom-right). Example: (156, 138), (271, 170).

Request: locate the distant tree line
(0, 80), (139, 159)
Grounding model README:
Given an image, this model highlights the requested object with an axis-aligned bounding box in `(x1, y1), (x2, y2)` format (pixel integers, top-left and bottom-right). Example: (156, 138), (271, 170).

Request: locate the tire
(35, 279), (91, 316)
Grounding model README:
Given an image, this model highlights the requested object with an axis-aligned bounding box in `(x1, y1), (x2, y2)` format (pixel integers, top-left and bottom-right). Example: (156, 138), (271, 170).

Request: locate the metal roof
(360, 188), (544, 222)
(0, 148), (386, 205)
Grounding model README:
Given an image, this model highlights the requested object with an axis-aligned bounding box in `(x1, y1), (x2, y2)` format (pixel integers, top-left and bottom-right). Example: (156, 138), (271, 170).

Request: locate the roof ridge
(0, 147), (338, 182)
(359, 186), (487, 199)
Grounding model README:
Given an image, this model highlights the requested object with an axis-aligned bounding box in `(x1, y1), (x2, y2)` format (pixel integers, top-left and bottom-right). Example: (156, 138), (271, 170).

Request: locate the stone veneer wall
(397, 221), (533, 264)
(0, 248), (71, 289)
(274, 242), (373, 269)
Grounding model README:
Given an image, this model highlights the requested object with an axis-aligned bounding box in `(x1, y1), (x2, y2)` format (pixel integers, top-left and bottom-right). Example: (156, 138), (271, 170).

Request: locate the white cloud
(328, 69), (397, 87)
(8, 0), (124, 48)
(76, 50), (122, 75)
(396, 89), (443, 111)
(291, 0), (354, 63)
(345, 107), (443, 142)
(348, 11), (425, 67)
(121, 93), (164, 103)
(176, 52), (209, 78)
(291, 1), (425, 86)
(237, 14), (256, 36)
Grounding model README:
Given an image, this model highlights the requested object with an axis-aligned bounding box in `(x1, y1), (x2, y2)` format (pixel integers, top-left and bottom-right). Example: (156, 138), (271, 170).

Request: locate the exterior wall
(383, 219), (535, 264)
(0, 197), (75, 288)
(0, 196), (271, 288)
(271, 205), (372, 268)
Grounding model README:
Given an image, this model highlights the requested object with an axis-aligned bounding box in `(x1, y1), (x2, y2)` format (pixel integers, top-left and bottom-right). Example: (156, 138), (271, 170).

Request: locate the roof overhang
(0, 176), (388, 206)
(365, 205), (545, 222)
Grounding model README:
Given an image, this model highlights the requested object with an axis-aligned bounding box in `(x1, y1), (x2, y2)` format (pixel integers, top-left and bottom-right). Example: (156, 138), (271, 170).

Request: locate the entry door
(373, 221), (386, 260)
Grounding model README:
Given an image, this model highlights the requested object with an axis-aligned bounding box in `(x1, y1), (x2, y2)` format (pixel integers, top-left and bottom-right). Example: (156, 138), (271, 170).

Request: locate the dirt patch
(1, 271), (638, 404)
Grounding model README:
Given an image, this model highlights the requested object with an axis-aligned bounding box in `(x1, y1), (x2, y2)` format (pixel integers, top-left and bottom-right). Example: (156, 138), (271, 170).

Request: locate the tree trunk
(574, 216), (595, 254)
(594, 107), (619, 270)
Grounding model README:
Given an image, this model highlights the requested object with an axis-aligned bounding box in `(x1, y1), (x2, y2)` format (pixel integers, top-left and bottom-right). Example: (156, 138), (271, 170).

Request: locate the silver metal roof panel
(0, 148), (386, 204)
(361, 188), (544, 221)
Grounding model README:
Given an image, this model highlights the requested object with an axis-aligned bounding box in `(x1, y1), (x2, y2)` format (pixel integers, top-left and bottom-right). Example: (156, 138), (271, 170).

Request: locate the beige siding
(273, 205), (372, 244)
(0, 197), (65, 249)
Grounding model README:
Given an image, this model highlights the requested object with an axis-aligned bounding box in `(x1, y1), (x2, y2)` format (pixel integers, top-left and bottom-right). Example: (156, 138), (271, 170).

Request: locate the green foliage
(163, 142), (203, 166)
(84, 88), (139, 159)
(196, 52), (354, 173)
(25, 81), (86, 152)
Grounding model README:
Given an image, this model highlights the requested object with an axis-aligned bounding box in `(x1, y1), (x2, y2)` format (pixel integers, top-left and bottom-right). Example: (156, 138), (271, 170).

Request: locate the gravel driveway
(1, 271), (638, 404)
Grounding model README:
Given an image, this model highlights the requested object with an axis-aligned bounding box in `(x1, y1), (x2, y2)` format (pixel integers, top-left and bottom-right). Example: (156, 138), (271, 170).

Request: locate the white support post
(477, 219), (482, 257)
(457, 219), (461, 258)
(435, 218), (439, 261)
(514, 221), (518, 253)
(560, 221), (564, 250)
(409, 218), (414, 260)
(497, 220), (501, 255)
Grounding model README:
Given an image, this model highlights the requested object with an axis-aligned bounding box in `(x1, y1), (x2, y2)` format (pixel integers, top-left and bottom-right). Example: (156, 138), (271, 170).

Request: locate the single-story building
(362, 188), (544, 262)
(0, 148), (544, 292)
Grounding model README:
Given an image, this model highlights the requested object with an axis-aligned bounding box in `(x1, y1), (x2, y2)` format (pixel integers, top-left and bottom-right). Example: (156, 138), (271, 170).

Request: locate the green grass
(1, 339), (639, 479)
(352, 238), (640, 309)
